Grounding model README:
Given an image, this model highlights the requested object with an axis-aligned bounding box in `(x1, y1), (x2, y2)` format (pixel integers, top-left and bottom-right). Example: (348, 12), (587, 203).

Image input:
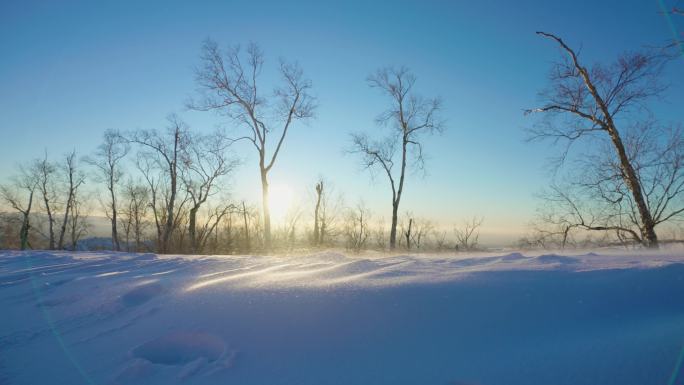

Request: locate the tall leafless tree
(57, 151), (85, 250)
(191, 40), (316, 249)
(68, 194), (89, 250)
(181, 130), (238, 253)
(526, 31), (678, 248)
(350, 67), (443, 249)
(85, 129), (130, 251)
(121, 180), (150, 252)
(135, 153), (164, 248)
(0, 166), (38, 250)
(34, 153), (58, 249)
(129, 116), (188, 253)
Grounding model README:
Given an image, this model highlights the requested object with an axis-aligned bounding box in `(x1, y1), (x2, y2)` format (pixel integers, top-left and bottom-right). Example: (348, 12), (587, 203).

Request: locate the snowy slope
(2, 248), (684, 385)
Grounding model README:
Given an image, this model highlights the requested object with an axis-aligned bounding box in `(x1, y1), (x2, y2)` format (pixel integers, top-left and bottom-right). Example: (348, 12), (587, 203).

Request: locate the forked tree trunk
(110, 173), (120, 251)
(20, 190), (35, 250)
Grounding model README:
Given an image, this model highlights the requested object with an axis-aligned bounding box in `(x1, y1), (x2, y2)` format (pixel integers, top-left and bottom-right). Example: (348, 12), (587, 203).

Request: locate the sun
(268, 183), (294, 223)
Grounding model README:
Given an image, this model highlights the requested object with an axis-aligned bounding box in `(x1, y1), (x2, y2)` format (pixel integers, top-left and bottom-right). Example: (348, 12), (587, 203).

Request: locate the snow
(2, 247), (684, 384)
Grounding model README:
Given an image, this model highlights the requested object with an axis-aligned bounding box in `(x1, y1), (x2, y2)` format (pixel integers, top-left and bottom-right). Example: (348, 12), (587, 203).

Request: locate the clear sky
(1, 0), (682, 245)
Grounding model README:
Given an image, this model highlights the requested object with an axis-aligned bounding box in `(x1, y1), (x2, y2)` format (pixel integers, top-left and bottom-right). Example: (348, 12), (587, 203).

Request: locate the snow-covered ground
(2, 248), (684, 385)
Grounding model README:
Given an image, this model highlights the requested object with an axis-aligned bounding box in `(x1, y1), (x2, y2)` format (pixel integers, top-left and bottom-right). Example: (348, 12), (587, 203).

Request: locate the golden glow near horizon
(268, 183), (294, 224)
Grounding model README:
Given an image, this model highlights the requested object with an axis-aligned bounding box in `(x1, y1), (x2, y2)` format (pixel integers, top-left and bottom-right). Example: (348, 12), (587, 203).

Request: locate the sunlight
(268, 183), (294, 223)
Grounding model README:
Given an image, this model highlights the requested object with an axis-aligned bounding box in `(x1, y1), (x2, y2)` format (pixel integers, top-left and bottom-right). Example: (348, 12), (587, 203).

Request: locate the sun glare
(268, 184), (294, 223)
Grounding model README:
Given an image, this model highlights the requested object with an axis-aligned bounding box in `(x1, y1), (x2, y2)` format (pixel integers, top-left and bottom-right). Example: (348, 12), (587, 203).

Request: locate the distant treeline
(2, 30), (684, 253)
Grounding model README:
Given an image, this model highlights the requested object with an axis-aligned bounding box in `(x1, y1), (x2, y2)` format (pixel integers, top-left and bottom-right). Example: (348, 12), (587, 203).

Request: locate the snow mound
(121, 282), (165, 307)
(536, 254), (580, 265)
(499, 252), (527, 261)
(131, 331), (226, 365)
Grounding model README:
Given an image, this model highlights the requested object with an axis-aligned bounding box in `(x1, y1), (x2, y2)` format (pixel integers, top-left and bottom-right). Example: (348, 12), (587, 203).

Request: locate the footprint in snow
(116, 331), (236, 382)
(120, 282), (166, 307)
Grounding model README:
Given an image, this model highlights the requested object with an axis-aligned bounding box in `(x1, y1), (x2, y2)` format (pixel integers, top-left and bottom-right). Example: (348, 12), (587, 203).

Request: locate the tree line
(1, 30), (683, 253)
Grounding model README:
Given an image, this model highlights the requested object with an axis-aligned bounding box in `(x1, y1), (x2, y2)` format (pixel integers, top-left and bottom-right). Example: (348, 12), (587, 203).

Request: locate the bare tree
(240, 200), (252, 251)
(344, 202), (370, 252)
(400, 213), (433, 250)
(318, 183), (344, 246)
(526, 31), (679, 248)
(85, 129), (130, 251)
(350, 67), (443, 249)
(121, 180), (150, 252)
(402, 215), (414, 250)
(433, 229), (449, 251)
(57, 151), (85, 250)
(135, 153), (164, 249)
(455, 216), (484, 251)
(0, 167), (38, 250)
(34, 153), (58, 249)
(533, 123), (684, 248)
(191, 40), (316, 249)
(68, 194), (89, 250)
(410, 222), (432, 249)
(312, 180), (323, 246)
(181, 129), (238, 253)
(197, 203), (235, 253)
(129, 116), (188, 253)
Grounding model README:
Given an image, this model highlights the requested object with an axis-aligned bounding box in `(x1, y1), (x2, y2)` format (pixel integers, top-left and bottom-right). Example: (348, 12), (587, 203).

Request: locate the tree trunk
(134, 214), (142, 252)
(404, 217), (413, 250)
(605, 127), (659, 247)
(242, 201), (250, 251)
(57, 157), (77, 250)
(389, 138), (409, 250)
(260, 168), (271, 249)
(313, 181), (322, 245)
(57, 189), (73, 250)
(161, 129), (180, 254)
(20, 213), (30, 250)
(189, 206), (198, 253)
(20, 190), (34, 250)
(45, 204), (55, 249)
(389, 201), (399, 249)
(320, 221), (326, 245)
(110, 179), (120, 251)
(69, 202), (78, 250)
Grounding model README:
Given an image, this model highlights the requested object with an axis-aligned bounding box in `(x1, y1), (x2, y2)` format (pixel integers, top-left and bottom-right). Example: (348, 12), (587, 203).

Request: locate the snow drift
(1, 248), (684, 384)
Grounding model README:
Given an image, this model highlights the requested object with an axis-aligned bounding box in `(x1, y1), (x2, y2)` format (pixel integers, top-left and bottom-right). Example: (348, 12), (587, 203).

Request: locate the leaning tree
(527, 32), (682, 248)
(191, 40), (315, 249)
(350, 67), (443, 249)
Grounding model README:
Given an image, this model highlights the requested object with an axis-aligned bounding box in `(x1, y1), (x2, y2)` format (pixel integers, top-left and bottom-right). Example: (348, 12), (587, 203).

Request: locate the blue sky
(1, 0), (682, 244)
